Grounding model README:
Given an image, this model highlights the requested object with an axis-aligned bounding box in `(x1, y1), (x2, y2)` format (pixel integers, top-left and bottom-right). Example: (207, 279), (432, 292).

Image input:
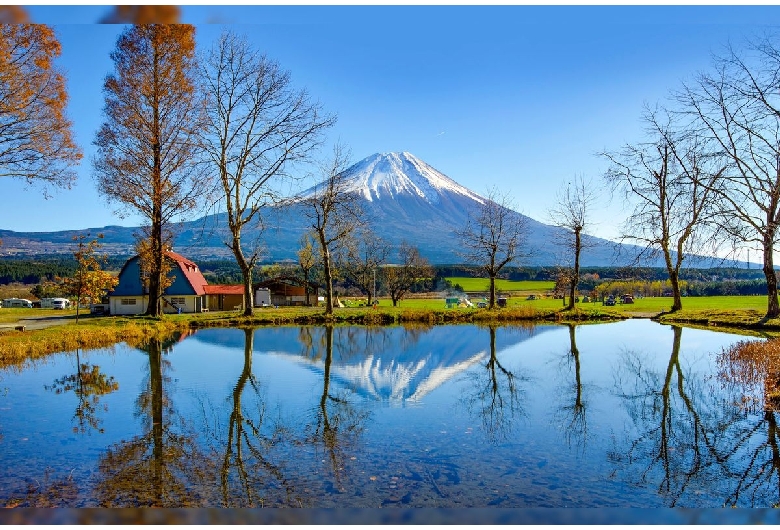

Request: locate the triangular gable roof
(166, 250), (208, 296)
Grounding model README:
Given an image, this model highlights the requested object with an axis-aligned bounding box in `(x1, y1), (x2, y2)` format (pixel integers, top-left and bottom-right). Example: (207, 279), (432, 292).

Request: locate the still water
(0, 319), (776, 508)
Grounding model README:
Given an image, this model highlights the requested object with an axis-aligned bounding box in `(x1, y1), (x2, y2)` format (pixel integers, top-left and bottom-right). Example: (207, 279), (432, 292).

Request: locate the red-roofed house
(109, 250), (210, 315)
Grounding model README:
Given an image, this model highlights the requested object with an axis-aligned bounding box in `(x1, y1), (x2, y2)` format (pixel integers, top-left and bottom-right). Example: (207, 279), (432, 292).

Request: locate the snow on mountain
(300, 151), (486, 205)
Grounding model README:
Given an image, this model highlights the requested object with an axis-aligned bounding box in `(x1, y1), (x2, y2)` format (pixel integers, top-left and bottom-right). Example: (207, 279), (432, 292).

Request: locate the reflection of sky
(189, 325), (551, 405)
(0, 321), (771, 508)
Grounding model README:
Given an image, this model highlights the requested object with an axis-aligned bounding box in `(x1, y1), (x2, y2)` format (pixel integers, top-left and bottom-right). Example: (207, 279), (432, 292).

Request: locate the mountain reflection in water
(3, 320), (780, 509)
(191, 324), (544, 405)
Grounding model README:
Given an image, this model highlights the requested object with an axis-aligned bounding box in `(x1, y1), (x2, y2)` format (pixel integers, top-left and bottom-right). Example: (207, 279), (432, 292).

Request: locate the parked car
(605, 296), (616, 307)
(526, 294), (537, 300)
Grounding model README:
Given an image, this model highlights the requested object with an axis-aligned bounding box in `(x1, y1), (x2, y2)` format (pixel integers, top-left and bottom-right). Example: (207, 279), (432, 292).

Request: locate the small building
(256, 277), (319, 307)
(204, 284), (245, 312)
(109, 250), (209, 315)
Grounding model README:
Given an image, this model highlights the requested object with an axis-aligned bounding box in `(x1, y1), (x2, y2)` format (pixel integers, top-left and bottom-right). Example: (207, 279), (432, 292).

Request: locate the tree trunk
(303, 270), (311, 306)
(322, 242), (334, 314)
(145, 214), (163, 317)
(567, 228), (582, 311)
(489, 274), (496, 309)
(764, 232), (780, 318)
(669, 269), (683, 312)
(231, 237), (254, 317)
(146, 53), (163, 318)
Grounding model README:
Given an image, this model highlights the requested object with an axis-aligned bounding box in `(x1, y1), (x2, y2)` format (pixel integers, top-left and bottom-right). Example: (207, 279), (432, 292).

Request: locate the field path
(0, 314), (73, 331)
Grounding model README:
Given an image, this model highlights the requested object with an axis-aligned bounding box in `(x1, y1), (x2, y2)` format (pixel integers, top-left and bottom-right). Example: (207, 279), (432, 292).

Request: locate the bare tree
(339, 228), (389, 306)
(381, 242), (433, 307)
(297, 231), (318, 307)
(200, 31), (335, 316)
(677, 35), (780, 318)
(602, 107), (721, 312)
(93, 25), (206, 317)
(455, 188), (527, 309)
(303, 144), (363, 314)
(549, 175), (597, 310)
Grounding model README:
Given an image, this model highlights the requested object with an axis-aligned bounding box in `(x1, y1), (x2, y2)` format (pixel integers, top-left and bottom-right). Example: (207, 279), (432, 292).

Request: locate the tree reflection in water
(717, 337), (780, 506)
(611, 325), (780, 507)
(46, 348), (119, 434)
(462, 324), (526, 443)
(552, 324), (588, 451)
(93, 334), (214, 507)
(219, 328), (305, 507)
(303, 325), (369, 494)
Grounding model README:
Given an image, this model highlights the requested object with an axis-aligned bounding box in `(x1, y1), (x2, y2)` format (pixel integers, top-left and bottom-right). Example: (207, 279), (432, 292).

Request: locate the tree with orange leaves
(93, 25), (207, 317)
(0, 24), (82, 190)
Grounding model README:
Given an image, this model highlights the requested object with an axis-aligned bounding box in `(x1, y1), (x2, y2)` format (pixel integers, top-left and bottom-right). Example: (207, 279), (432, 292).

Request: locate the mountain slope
(0, 151), (630, 265)
(278, 151), (623, 264)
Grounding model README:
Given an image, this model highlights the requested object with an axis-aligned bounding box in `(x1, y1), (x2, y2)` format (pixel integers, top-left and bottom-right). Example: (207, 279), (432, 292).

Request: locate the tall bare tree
(549, 175), (597, 310)
(93, 24), (206, 317)
(0, 25), (82, 190)
(455, 188), (527, 309)
(200, 31), (335, 316)
(602, 107), (721, 312)
(339, 228), (388, 306)
(302, 144), (362, 314)
(677, 35), (780, 318)
(381, 242), (433, 307)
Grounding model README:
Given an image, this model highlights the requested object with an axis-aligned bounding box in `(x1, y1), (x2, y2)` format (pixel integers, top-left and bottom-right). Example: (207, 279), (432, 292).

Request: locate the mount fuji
(263, 151), (623, 265)
(0, 151), (629, 265)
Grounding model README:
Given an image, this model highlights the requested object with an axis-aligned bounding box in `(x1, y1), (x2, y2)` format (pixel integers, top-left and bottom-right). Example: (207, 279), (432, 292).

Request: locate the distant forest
(0, 255), (771, 297)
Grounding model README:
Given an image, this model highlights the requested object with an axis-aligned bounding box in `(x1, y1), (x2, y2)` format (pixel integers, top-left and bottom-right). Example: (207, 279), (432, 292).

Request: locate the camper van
(3, 298), (33, 308)
(40, 297), (71, 309)
(254, 287), (271, 307)
(51, 298), (71, 310)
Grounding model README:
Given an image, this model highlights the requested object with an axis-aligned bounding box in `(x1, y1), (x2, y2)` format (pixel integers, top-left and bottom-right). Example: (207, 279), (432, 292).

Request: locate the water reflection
(220, 328), (304, 507)
(552, 324), (588, 451)
(45, 349), (119, 434)
(94, 335), (213, 507)
(610, 325), (780, 507)
(304, 325), (370, 495)
(461, 324), (527, 443)
(7, 320), (780, 508)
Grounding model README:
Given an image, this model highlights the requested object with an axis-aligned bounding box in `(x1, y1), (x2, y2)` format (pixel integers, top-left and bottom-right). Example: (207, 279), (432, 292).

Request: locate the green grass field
(444, 277), (555, 292)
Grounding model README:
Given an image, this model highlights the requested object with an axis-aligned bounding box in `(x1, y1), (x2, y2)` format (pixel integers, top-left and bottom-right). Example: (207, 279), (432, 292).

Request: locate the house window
(121, 299), (137, 305)
(170, 297), (186, 306)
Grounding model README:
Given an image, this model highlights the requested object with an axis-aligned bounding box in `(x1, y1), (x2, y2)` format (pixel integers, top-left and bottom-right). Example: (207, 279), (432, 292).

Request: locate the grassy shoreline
(3, 300), (780, 369)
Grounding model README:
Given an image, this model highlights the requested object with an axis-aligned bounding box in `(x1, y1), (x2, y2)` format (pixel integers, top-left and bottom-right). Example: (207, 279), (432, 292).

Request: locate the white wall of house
(110, 295), (205, 315)
(162, 295), (202, 314)
(110, 296), (147, 316)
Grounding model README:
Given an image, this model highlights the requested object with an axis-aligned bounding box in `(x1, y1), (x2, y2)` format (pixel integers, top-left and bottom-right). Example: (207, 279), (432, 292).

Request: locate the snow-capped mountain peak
(322, 152), (485, 205)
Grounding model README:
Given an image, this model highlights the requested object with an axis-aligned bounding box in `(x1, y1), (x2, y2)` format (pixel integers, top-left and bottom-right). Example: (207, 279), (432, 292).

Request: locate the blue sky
(6, 4), (780, 245)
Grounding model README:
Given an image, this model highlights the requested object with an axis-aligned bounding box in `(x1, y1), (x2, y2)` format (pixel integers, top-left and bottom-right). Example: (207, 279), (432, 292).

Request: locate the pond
(1, 319), (779, 515)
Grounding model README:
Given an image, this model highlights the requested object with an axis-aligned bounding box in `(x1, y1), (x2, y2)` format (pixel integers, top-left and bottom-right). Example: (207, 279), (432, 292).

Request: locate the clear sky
(6, 4), (780, 246)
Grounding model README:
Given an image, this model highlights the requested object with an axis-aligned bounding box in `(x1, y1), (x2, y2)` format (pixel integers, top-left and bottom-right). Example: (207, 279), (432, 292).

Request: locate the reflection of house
(109, 250), (209, 315)
(204, 284), (245, 312)
(256, 277), (319, 307)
